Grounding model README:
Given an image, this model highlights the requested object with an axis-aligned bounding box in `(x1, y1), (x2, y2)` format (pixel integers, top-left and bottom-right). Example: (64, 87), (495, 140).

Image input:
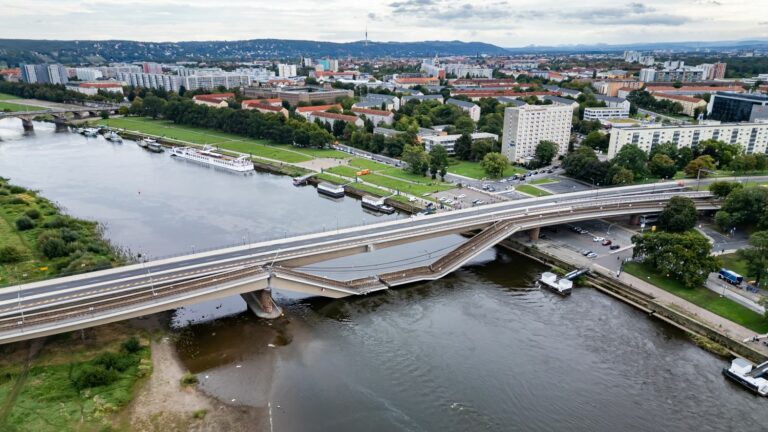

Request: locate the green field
(326, 165), (361, 178)
(515, 184), (552, 197)
(100, 117), (347, 163)
(446, 159), (524, 180)
(0, 101), (34, 112)
(530, 178), (558, 185)
(347, 157), (392, 171)
(0, 93), (20, 100)
(624, 262), (768, 333)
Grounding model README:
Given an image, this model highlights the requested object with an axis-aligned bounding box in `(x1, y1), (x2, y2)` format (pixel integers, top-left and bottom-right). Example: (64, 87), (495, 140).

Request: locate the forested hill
(0, 38), (509, 65)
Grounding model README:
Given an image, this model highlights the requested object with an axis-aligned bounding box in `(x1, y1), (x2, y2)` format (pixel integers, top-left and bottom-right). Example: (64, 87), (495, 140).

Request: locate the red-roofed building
(0, 68), (20, 82)
(313, 70), (359, 80)
(449, 78), (518, 88)
(242, 100), (289, 118)
(193, 93), (235, 108)
(652, 93), (708, 116)
(295, 104), (342, 119)
(450, 89), (558, 101)
(308, 111), (364, 127)
(351, 107), (394, 126)
(393, 76), (440, 88)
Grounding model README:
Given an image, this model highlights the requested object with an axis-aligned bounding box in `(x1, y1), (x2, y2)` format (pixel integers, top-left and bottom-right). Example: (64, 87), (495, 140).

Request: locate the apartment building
(183, 74), (251, 90)
(446, 98), (481, 121)
(20, 64), (68, 84)
(277, 64), (297, 78)
(350, 107), (394, 126)
(583, 107), (630, 121)
(607, 122), (768, 159)
(117, 72), (181, 92)
(422, 132), (499, 155)
(501, 104), (572, 162)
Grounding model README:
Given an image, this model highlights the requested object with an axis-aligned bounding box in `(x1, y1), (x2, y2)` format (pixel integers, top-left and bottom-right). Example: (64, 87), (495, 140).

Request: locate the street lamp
(695, 168), (717, 191)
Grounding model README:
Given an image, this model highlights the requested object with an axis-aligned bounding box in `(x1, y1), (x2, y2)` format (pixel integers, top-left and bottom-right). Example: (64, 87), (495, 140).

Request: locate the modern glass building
(708, 92), (768, 122)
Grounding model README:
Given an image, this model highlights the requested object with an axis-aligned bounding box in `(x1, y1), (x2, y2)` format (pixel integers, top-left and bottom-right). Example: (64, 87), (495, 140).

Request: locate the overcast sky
(1, 0), (766, 46)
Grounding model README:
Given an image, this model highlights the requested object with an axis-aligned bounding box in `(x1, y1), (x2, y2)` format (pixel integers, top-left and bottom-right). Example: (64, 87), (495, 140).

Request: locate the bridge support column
(629, 215), (640, 225)
(53, 115), (69, 132)
(528, 227), (540, 242)
(20, 116), (34, 132)
(241, 289), (282, 319)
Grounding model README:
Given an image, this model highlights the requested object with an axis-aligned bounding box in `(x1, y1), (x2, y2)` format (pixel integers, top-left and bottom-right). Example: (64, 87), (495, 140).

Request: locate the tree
(534, 140), (558, 167)
(428, 145), (449, 179)
(632, 231), (718, 288)
(658, 196), (698, 232)
(683, 155), (716, 178)
(99, 110), (110, 120)
(709, 181), (743, 199)
(714, 186), (768, 230)
(453, 116), (475, 135)
(581, 131), (609, 152)
(613, 144), (647, 177)
(480, 152), (508, 178)
(141, 95), (166, 119)
(648, 153), (677, 179)
(470, 139), (494, 162)
(563, 146), (598, 177)
(609, 166), (634, 185)
(402, 144), (430, 176)
(454, 133), (472, 160)
(332, 120), (346, 137)
(738, 231), (768, 287)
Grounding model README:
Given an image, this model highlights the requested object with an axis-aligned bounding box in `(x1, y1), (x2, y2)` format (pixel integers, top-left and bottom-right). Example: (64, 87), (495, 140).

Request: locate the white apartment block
(502, 104), (572, 162)
(277, 64), (297, 77)
(117, 72), (182, 92)
(182, 74), (251, 90)
(444, 63), (493, 79)
(422, 132), (499, 155)
(607, 122), (768, 159)
(74, 68), (103, 81)
(583, 107), (630, 121)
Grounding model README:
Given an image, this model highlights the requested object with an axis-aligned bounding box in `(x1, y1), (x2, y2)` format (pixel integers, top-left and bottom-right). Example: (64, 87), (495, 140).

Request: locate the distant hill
(0, 38), (509, 65)
(505, 39), (768, 54)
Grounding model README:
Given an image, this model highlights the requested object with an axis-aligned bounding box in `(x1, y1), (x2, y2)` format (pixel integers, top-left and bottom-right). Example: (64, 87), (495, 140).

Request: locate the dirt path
(128, 337), (267, 432)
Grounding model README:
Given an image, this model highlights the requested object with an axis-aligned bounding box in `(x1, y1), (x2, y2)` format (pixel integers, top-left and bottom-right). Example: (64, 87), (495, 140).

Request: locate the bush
(60, 228), (80, 243)
(180, 371), (198, 386)
(9, 197), (25, 205)
(121, 336), (142, 354)
(93, 351), (136, 372)
(0, 189), (9, 196)
(24, 209), (41, 219)
(43, 217), (68, 229)
(8, 185), (26, 194)
(72, 364), (118, 390)
(40, 235), (68, 258)
(15, 216), (34, 231)
(192, 409), (207, 420)
(0, 245), (26, 263)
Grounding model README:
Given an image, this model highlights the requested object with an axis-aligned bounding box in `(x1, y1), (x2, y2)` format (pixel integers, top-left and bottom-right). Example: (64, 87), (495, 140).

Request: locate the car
(609, 244), (621, 250)
(474, 200), (485, 205)
(408, 197), (417, 202)
(511, 175), (519, 180)
(581, 250), (592, 256)
(438, 197), (448, 202)
(570, 226), (580, 233)
(593, 236), (605, 242)
(587, 252), (598, 258)
(601, 239), (612, 246)
(457, 194), (466, 199)
(488, 186), (496, 192)
(547, 169), (554, 174)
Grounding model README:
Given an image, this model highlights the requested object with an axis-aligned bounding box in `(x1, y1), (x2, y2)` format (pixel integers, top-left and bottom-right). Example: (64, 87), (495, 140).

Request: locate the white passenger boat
(104, 131), (122, 142)
(723, 358), (768, 396)
(361, 195), (395, 214)
(170, 145), (254, 172)
(317, 182), (345, 198)
(137, 137), (154, 148)
(538, 272), (573, 296)
(82, 127), (99, 137)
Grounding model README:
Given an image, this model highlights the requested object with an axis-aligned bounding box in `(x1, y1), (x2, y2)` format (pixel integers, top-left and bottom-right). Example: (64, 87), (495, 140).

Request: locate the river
(1, 120), (766, 432)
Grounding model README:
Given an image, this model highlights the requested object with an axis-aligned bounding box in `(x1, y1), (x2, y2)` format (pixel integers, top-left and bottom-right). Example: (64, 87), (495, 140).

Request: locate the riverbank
(0, 178), (126, 287)
(498, 239), (768, 363)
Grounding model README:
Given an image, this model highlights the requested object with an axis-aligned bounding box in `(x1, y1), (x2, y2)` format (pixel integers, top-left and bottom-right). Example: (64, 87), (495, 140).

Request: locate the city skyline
(1, 0), (767, 47)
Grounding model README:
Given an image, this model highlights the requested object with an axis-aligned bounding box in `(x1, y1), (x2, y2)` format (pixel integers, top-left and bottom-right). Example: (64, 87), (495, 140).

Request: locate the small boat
(137, 137), (154, 149)
(361, 195), (395, 214)
(82, 127), (99, 138)
(723, 358), (768, 396)
(147, 141), (164, 153)
(104, 131), (122, 142)
(317, 182), (345, 198)
(538, 272), (573, 296)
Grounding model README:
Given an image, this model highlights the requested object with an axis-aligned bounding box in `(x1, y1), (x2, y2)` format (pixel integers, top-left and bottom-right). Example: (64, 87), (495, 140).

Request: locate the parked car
(601, 239), (612, 246)
(581, 250), (592, 256)
(592, 236), (605, 242)
(587, 252), (598, 258)
(457, 194), (466, 199)
(609, 245), (621, 250)
(408, 197), (417, 202)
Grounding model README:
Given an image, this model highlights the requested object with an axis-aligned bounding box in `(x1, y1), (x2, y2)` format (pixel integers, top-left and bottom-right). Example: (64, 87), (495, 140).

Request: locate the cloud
(566, 2), (688, 26)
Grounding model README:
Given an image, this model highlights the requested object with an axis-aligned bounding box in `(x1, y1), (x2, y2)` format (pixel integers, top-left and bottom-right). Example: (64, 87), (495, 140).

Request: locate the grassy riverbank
(624, 262), (768, 333)
(0, 101), (34, 112)
(0, 178), (124, 287)
(446, 159), (525, 180)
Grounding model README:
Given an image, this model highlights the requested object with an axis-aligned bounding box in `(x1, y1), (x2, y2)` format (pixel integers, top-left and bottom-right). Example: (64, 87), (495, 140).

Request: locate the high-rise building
(182, 74), (251, 90)
(316, 59), (339, 72)
(20, 63), (68, 84)
(142, 62), (163, 74)
(117, 72), (181, 92)
(639, 67), (704, 83)
(608, 122), (768, 159)
(277, 64), (297, 78)
(708, 92), (768, 122)
(501, 104), (572, 163)
(74, 68), (103, 81)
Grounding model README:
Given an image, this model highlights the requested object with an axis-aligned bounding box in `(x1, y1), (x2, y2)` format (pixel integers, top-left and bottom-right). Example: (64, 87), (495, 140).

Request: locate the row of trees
(626, 89), (684, 116)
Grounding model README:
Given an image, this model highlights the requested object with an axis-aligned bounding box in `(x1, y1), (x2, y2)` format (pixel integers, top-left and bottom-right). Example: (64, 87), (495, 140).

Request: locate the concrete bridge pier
(53, 115), (69, 132)
(241, 288), (283, 319)
(19, 116), (34, 132)
(528, 227), (540, 242)
(629, 215), (640, 225)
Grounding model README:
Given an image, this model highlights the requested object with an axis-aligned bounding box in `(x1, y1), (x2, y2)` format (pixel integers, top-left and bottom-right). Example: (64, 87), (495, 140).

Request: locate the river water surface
(1, 120), (767, 431)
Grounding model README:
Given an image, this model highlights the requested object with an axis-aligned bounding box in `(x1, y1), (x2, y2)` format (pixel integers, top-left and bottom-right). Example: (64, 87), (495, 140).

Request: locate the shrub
(15, 216), (34, 231)
(93, 351), (136, 372)
(43, 217), (68, 229)
(72, 364), (118, 390)
(0, 245), (26, 263)
(192, 409), (207, 419)
(180, 371), (198, 386)
(60, 228), (80, 243)
(24, 208), (41, 219)
(8, 185), (26, 194)
(121, 336), (142, 354)
(40, 236), (68, 259)
(9, 197), (25, 205)
(0, 189), (9, 196)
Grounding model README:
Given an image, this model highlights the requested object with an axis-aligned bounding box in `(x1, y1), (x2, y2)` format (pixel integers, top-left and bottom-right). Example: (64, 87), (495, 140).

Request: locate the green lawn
(530, 178), (558, 185)
(624, 262), (768, 333)
(446, 159), (524, 180)
(326, 166), (453, 196)
(0, 101), (35, 112)
(348, 157), (392, 171)
(101, 117), (351, 163)
(326, 165), (361, 178)
(515, 184), (552, 197)
(0, 93), (20, 100)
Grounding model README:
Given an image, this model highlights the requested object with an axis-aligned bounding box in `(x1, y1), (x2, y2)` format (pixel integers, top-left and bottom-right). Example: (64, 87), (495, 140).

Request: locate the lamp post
(695, 168), (716, 191)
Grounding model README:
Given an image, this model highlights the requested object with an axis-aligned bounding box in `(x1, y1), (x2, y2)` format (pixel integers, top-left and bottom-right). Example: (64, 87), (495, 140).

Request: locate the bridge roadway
(0, 184), (718, 343)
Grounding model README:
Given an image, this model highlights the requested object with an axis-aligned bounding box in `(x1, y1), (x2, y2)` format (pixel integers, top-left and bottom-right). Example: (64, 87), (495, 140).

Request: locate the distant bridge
(0, 184), (719, 344)
(0, 103), (122, 131)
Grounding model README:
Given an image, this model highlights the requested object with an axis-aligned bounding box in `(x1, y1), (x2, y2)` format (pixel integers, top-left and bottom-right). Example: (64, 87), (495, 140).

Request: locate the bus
(718, 269), (744, 285)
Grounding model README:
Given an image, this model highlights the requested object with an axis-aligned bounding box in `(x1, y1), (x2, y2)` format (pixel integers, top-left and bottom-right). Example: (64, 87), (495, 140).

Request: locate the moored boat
(723, 358), (768, 396)
(317, 182), (345, 198)
(104, 131), (122, 142)
(361, 195), (395, 214)
(147, 141), (164, 153)
(170, 145), (254, 172)
(82, 127), (99, 137)
(538, 272), (573, 295)
(137, 137), (154, 148)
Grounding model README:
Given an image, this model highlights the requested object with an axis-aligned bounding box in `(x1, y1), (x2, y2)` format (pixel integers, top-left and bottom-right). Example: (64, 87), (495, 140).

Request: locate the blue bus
(718, 269), (744, 285)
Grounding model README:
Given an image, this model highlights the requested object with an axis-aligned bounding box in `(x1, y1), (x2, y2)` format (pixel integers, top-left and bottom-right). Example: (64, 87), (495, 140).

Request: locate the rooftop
(446, 98), (478, 109)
